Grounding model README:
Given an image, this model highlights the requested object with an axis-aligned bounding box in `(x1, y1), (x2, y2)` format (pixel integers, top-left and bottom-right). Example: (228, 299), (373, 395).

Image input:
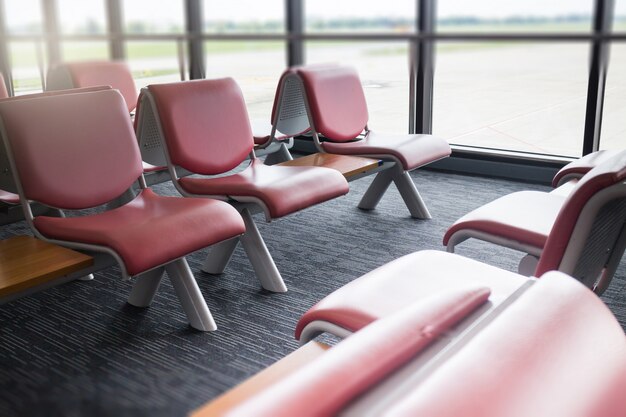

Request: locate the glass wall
(123, 0), (185, 89)
(203, 0), (286, 122)
(304, 0), (415, 132)
(4, 0), (45, 94)
(433, 0), (595, 157)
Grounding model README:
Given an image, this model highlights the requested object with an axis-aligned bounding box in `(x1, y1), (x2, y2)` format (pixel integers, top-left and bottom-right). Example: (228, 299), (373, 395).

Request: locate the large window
(0, 0), (621, 160)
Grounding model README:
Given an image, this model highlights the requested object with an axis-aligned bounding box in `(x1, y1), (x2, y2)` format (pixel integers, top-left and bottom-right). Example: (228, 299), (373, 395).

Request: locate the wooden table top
(0, 236), (93, 298)
(278, 153), (382, 179)
(191, 341), (330, 417)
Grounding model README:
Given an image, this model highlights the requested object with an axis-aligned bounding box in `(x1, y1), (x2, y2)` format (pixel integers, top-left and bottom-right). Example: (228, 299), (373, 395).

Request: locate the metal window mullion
(583, 0), (615, 155)
(106, 0), (125, 60)
(286, 0), (303, 66)
(412, 0), (435, 134)
(185, 0), (205, 80)
(41, 0), (61, 65)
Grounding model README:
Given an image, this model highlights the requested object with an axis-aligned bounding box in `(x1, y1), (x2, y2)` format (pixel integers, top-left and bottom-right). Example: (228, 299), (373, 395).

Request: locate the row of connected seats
(197, 150), (626, 416)
(2, 62), (626, 415)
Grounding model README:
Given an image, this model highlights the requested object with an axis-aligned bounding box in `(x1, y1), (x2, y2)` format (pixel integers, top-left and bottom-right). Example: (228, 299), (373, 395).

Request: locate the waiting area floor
(1, 167), (624, 417)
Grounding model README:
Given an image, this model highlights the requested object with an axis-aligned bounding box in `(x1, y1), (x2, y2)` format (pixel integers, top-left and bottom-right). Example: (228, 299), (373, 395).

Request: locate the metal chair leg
(358, 168), (394, 210)
(238, 208), (287, 293)
(128, 267), (165, 307)
(392, 170), (432, 219)
(264, 142), (294, 165)
(201, 237), (240, 274)
(165, 258), (217, 331)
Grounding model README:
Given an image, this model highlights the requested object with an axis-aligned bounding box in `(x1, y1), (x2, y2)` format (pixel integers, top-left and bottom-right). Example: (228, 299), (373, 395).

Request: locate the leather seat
(0, 189), (19, 205)
(322, 131), (452, 171)
(34, 189), (244, 276)
(179, 159), (348, 219)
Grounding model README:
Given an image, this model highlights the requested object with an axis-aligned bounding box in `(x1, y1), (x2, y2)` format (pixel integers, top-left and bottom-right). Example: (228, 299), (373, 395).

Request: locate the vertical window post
(583, 0), (614, 155)
(286, 0), (304, 67)
(105, 0), (125, 60)
(41, 0), (61, 66)
(411, 0), (436, 134)
(185, 0), (205, 80)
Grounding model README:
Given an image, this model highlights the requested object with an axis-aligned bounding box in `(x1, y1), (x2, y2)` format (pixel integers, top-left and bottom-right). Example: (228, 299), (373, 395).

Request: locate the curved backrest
(147, 78), (254, 175)
(0, 89), (143, 209)
(296, 65), (369, 142)
(0, 73), (8, 99)
(536, 150), (626, 286)
(552, 149), (621, 188)
(269, 68), (311, 137)
(46, 61), (138, 112)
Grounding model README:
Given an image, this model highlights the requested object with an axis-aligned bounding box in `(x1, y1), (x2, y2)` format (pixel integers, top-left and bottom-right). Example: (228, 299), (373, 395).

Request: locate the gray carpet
(0, 166), (624, 417)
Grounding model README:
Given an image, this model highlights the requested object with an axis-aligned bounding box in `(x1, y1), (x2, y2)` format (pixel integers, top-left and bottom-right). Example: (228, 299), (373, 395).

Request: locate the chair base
(128, 259), (217, 332)
(358, 165), (431, 219)
(201, 208), (287, 293)
(263, 143), (294, 166)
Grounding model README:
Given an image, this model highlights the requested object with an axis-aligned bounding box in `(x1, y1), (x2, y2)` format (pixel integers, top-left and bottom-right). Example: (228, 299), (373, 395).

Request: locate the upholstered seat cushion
(33, 188), (245, 276)
(322, 131), (451, 171)
(0, 189), (19, 205)
(443, 190), (565, 250)
(295, 250), (526, 339)
(178, 159), (349, 219)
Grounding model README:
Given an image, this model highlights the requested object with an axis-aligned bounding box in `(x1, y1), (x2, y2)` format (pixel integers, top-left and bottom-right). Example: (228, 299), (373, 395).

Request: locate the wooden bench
(278, 153), (382, 181)
(0, 235), (93, 301)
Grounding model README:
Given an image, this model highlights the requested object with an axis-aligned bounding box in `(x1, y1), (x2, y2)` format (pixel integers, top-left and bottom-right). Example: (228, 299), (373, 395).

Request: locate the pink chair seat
(295, 250), (526, 340)
(33, 189), (245, 276)
(443, 190), (565, 250)
(321, 131), (451, 171)
(0, 189), (19, 205)
(179, 159), (349, 219)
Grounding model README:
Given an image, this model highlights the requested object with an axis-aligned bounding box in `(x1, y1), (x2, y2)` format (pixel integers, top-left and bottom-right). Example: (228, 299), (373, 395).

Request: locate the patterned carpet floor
(1, 165), (624, 416)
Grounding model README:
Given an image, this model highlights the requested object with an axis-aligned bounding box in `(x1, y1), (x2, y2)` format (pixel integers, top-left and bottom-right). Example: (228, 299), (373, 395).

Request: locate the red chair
(135, 78), (349, 293)
(46, 60), (138, 112)
(218, 260), (626, 416)
(444, 150), (626, 294)
(272, 64), (452, 219)
(46, 60), (183, 187)
(0, 88), (246, 331)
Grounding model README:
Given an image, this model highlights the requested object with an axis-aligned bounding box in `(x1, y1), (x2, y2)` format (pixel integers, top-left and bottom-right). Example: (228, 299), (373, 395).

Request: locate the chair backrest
(0, 89), (143, 209)
(0, 73), (8, 99)
(46, 61), (138, 112)
(296, 65), (369, 142)
(536, 150), (626, 290)
(147, 78), (254, 175)
(268, 68), (311, 138)
(0, 86), (112, 195)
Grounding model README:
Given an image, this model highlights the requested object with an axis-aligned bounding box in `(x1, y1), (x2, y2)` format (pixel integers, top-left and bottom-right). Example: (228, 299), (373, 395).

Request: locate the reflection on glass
(126, 42), (182, 90)
(437, 0), (592, 33)
(305, 0), (415, 33)
(599, 44), (626, 151)
(203, 0), (284, 33)
(9, 42), (45, 94)
(433, 42), (588, 157)
(306, 41), (410, 133)
(204, 41), (286, 121)
(61, 42), (109, 62)
(57, 0), (106, 35)
(124, 0), (184, 34)
(4, 0), (43, 34)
